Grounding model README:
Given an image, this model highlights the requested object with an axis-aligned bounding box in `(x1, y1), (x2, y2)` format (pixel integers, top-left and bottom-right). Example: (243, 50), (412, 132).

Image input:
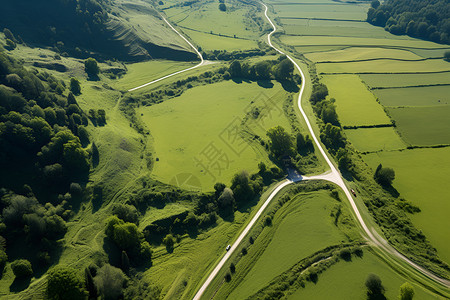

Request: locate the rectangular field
(374, 86), (450, 107)
(345, 127), (406, 152)
(321, 75), (391, 127)
(138, 80), (290, 190)
(275, 3), (368, 20)
(305, 47), (422, 62)
(360, 72), (450, 88)
(182, 28), (258, 51)
(363, 147), (450, 263)
(387, 106), (450, 145)
(317, 59), (450, 74)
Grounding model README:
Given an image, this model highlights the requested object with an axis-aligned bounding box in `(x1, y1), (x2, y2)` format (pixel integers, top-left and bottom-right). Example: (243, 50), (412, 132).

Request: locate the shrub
(11, 259), (33, 278)
(47, 266), (87, 300)
(365, 273), (385, 297)
(0, 250), (7, 271)
(219, 3), (226, 11)
(70, 78), (81, 95)
(85, 58), (100, 77)
(94, 264), (125, 300)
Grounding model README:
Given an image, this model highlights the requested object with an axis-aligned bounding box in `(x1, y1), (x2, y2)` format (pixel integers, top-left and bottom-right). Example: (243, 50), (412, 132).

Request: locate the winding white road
(191, 3), (450, 299)
(127, 16), (204, 92)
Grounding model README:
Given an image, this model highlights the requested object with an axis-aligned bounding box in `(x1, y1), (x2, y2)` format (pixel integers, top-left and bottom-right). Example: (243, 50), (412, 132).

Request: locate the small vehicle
(351, 189), (357, 197)
(226, 245), (231, 251)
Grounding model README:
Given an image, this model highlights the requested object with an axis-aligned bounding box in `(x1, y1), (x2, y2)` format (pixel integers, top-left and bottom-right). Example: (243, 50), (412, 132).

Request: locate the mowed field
(363, 148), (450, 263)
(162, 0), (262, 51)
(269, 0), (450, 269)
(138, 80), (291, 190)
(321, 75), (391, 127)
(112, 60), (196, 91)
(221, 189), (360, 299)
(289, 251), (438, 300)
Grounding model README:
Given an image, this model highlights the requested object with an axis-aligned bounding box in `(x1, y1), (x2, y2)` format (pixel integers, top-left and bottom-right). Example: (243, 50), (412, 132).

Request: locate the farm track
(191, 3), (450, 299)
(125, 4), (450, 299)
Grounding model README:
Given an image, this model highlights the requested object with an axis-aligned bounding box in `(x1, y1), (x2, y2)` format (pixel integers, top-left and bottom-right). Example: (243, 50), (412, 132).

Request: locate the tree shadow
(367, 294), (387, 300)
(87, 74), (100, 81)
(281, 80), (299, 93)
(232, 78), (243, 84)
(257, 80), (274, 89)
(10, 277), (31, 293)
(382, 184), (400, 198)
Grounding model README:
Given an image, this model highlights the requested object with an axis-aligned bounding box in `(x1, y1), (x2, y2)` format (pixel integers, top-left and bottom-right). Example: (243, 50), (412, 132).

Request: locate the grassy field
(363, 147), (450, 264)
(305, 47), (422, 62)
(221, 189), (360, 299)
(274, 3), (368, 20)
(112, 60), (197, 91)
(361, 73), (450, 88)
(373, 86), (450, 107)
(321, 75), (391, 126)
(387, 106), (450, 145)
(137, 80), (291, 190)
(181, 28), (259, 51)
(289, 250), (439, 300)
(345, 127), (406, 152)
(317, 59), (450, 74)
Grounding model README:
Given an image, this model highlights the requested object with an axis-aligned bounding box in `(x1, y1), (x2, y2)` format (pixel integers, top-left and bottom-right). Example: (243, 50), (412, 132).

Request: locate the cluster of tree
(0, 191), (73, 276)
(3, 28), (23, 51)
(88, 108), (106, 126)
(105, 215), (152, 264)
(201, 48), (271, 61)
(367, 0), (450, 44)
(227, 56), (297, 83)
(365, 274), (415, 300)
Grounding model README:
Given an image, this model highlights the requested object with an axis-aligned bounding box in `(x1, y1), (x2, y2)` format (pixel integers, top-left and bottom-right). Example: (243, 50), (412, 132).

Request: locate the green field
(321, 75), (391, 126)
(305, 47), (422, 62)
(224, 190), (359, 299)
(138, 80), (291, 190)
(345, 127), (406, 152)
(387, 106), (450, 145)
(373, 86), (450, 107)
(274, 3), (368, 20)
(289, 250), (439, 300)
(112, 60), (196, 91)
(361, 73), (450, 88)
(363, 147), (450, 263)
(182, 28), (259, 51)
(317, 59), (450, 74)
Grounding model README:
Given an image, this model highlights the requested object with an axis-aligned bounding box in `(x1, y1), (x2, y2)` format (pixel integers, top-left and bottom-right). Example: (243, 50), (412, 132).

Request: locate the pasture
(112, 60), (196, 91)
(363, 147), (450, 263)
(274, 3), (368, 21)
(321, 75), (391, 127)
(387, 106), (450, 145)
(305, 47), (422, 63)
(181, 28), (259, 51)
(345, 127), (406, 152)
(360, 72), (450, 88)
(373, 86), (450, 107)
(289, 250), (438, 299)
(137, 80), (291, 190)
(317, 59), (450, 74)
(224, 190), (359, 299)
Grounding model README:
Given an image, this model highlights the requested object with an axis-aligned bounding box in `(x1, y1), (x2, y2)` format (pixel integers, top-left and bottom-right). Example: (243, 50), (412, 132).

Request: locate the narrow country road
(191, 3), (450, 299)
(127, 16), (205, 92)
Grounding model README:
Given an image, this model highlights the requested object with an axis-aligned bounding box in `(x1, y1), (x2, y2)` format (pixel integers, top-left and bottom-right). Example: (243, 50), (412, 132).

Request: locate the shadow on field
(257, 80), (274, 89)
(10, 277), (31, 293)
(281, 80), (299, 93)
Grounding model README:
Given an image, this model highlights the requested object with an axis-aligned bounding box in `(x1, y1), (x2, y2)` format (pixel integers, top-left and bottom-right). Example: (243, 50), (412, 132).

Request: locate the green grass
(360, 73), (450, 88)
(137, 80), (291, 190)
(280, 35), (449, 48)
(224, 190), (359, 299)
(112, 60), (197, 91)
(387, 106), (450, 145)
(182, 28), (259, 51)
(363, 147), (450, 264)
(373, 86), (450, 107)
(305, 47), (422, 62)
(289, 250), (439, 300)
(345, 127), (406, 152)
(274, 3), (368, 20)
(317, 59), (450, 74)
(321, 75), (391, 126)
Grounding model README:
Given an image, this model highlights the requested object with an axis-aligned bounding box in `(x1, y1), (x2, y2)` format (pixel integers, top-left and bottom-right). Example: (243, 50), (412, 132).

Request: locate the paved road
(127, 16), (205, 92)
(191, 3), (450, 299)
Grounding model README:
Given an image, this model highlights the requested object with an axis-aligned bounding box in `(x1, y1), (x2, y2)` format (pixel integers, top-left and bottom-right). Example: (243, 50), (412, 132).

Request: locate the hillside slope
(0, 0), (197, 61)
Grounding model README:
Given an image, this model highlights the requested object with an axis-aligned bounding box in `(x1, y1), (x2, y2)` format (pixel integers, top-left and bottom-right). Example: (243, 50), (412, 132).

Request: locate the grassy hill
(0, 0), (198, 61)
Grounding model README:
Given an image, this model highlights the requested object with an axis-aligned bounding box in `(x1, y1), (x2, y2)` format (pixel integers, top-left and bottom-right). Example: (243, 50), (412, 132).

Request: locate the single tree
(365, 273), (385, 298)
(11, 259), (33, 278)
(219, 3), (227, 11)
(228, 60), (242, 77)
(70, 78), (81, 95)
(374, 164), (395, 186)
(47, 266), (87, 300)
(371, 0), (380, 9)
(399, 282), (415, 300)
(85, 58), (100, 77)
(444, 51), (450, 62)
(94, 264), (125, 300)
(267, 126), (294, 157)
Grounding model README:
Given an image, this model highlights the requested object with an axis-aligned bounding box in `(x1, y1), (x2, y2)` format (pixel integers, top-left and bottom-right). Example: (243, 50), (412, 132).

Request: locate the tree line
(367, 0), (450, 44)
